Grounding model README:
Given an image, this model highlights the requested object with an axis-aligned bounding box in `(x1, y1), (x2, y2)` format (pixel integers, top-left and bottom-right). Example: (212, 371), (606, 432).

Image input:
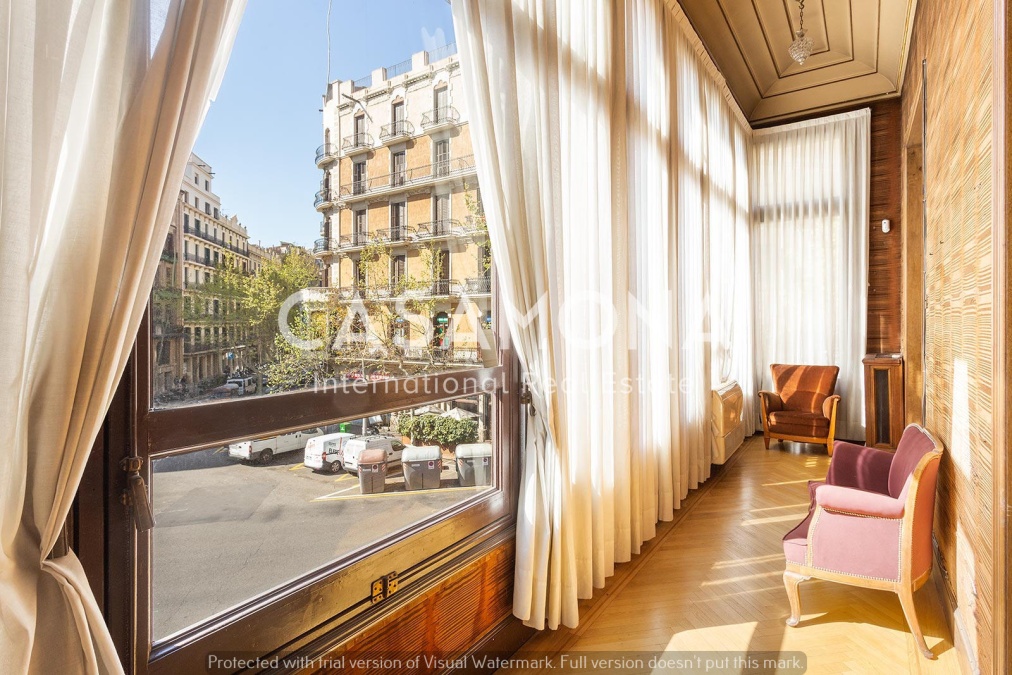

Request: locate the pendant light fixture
(788, 0), (814, 65)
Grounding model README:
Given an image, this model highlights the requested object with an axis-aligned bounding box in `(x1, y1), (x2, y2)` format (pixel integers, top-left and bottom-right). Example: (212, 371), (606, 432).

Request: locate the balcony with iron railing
(314, 238), (340, 255)
(369, 226), (413, 244)
(412, 219), (458, 241)
(314, 186), (336, 211)
(153, 321), (185, 337)
(464, 276), (492, 295)
(184, 252), (214, 267)
(338, 155), (476, 204)
(182, 224), (249, 256)
(184, 337), (227, 354)
(345, 230), (370, 249)
(333, 279), (462, 302)
(315, 143), (338, 167)
(379, 120), (415, 144)
(342, 133), (373, 155)
(421, 106), (461, 132)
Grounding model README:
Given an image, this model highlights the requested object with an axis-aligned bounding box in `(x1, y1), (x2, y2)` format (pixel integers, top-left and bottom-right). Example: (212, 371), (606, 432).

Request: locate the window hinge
(120, 456), (156, 532)
(371, 571), (399, 605)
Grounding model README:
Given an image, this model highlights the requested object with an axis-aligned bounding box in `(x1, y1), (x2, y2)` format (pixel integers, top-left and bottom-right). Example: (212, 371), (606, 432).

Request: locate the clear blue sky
(194, 0), (456, 249)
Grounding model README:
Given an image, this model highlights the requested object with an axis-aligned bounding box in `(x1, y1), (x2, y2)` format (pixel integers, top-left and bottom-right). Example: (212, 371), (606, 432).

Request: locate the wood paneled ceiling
(678, 0), (917, 124)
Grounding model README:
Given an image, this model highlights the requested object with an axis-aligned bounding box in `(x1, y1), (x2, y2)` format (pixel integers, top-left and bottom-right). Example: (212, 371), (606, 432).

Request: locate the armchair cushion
(826, 441), (893, 494)
(770, 364), (840, 414)
(767, 410), (830, 437)
(815, 484), (904, 519)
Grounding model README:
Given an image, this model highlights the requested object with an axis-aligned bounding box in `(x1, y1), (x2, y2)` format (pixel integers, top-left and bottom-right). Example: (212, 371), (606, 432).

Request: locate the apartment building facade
(315, 44), (492, 370)
(151, 154), (254, 400)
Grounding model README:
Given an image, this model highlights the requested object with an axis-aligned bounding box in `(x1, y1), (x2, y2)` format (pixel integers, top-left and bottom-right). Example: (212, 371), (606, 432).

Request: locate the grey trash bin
(402, 445), (442, 491)
(455, 443), (493, 487)
(358, 447), (387, 494)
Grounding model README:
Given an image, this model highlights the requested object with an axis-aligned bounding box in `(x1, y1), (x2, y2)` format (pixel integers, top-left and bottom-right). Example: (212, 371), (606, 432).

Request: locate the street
(151, 447), (487, 641)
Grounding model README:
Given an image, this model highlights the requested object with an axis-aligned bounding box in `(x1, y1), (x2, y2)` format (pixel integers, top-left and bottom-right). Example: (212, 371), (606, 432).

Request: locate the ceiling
(677, 0), (917, 124)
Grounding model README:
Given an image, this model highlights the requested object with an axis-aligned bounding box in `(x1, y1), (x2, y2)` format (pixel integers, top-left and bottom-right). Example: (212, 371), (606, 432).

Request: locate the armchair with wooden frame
(781, 424), (943, 659)
(758, 363), (841, 455)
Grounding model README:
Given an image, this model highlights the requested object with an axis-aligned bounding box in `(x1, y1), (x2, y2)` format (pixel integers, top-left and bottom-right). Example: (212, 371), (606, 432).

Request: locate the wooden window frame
(84, 282), (519, 674)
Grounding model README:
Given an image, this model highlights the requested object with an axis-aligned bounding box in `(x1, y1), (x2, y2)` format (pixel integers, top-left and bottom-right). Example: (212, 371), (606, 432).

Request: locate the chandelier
(788, 0), (813, 65)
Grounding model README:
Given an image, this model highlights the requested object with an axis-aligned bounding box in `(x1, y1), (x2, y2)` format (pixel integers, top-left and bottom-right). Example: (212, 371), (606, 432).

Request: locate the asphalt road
(151, 447), (487, 641)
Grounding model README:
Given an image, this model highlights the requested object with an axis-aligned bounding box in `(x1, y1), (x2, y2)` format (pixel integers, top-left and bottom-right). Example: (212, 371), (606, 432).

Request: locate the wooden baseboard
(443, 615), (537, 675)
(932, 550), (979, 675)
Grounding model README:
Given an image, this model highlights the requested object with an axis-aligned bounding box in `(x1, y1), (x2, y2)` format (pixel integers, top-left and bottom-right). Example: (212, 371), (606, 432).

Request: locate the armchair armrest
(815, 484), (904, 519)
(822, 394), (841, 420)
(758, 391), (784, 413)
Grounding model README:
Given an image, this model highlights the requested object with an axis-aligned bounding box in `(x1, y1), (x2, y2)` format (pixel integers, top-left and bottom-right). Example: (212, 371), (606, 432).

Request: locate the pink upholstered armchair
(781, 424), (943, 659)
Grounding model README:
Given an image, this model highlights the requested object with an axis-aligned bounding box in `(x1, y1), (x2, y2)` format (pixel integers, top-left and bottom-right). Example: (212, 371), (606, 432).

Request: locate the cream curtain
(453, 0), (753, 630)
(0, 0), (245, 672)
(750, 110), (870, 441)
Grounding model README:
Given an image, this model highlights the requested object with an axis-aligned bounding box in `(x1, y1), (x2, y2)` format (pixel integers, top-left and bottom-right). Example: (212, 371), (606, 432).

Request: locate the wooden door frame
(995, 0), (1010, 672)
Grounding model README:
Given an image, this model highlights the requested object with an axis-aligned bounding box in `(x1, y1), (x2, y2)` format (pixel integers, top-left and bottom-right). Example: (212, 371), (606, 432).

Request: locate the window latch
(120, 456), (156, 531)
(520, 385), (536, 417)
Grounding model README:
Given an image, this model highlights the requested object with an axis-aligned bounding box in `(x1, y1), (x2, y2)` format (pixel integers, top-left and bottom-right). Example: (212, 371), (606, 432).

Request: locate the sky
(193, 0), (456, 249)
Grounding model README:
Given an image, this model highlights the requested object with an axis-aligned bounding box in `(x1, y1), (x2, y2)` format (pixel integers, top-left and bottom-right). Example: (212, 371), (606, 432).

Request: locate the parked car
(226, 376), (257, 396)
(228, 427), (325, 465)
(303, 432), (356, 473)
(341, 436), (406, 475)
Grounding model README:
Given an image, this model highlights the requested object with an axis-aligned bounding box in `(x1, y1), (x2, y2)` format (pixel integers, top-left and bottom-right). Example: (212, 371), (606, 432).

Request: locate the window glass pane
(151, 394), (496, 641)
(149, 11), (494, 410)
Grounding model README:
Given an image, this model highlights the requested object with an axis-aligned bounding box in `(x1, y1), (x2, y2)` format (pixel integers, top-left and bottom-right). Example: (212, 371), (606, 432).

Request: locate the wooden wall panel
(866, 99), (903, 354)
(901, 0), (997, 671)
(305, 539), (516, 674)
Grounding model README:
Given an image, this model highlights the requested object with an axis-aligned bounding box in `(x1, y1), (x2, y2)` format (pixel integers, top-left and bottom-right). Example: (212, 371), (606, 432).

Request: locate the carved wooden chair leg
(783, 570), (807, 627)
(897, 584), (935, 660)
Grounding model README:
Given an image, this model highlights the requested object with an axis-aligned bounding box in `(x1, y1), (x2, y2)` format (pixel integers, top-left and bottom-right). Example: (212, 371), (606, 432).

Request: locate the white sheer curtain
(0, 0), (245, 672)
(453, 0), (753, 630)
(750, 109), (870, 441)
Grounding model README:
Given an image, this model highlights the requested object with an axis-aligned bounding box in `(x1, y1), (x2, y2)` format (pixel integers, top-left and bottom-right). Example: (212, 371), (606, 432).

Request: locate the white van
(226, 376), (257, 396)
(303, 432), (356, 473)
(228, 427), (325, 465)
(341, 436), (406, 474)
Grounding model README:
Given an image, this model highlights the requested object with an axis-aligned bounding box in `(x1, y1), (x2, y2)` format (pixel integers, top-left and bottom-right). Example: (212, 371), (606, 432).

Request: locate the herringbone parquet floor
(501, 436), (960, 674)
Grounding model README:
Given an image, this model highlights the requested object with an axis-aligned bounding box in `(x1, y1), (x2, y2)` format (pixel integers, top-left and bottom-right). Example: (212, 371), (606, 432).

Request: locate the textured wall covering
(902, 0), (996, 670)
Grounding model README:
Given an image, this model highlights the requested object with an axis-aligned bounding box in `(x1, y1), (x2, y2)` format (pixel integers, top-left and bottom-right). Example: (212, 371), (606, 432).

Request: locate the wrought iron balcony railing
(314, 188), (336, 209)
(370, 226), (413, 243)
(464, 276), (492, 294)
(182, 224), (248, 256)
(421, 106), (460, 129)
(342, 133), (373, 153)
(184, 252), (214, 267)
(379, 120), (415, 142)
(412, 219), (458, 240)
(315, 143), (338, 166)
(337, 155), (476, 200)
(314, 238), (340, 254)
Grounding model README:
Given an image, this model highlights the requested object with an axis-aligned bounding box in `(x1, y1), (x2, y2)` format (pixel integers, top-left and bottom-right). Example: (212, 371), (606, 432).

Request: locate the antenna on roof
(326, 0), (333, 86)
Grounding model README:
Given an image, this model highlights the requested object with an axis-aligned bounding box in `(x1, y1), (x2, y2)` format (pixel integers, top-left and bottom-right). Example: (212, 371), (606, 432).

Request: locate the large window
(94, 4), (518, 673)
